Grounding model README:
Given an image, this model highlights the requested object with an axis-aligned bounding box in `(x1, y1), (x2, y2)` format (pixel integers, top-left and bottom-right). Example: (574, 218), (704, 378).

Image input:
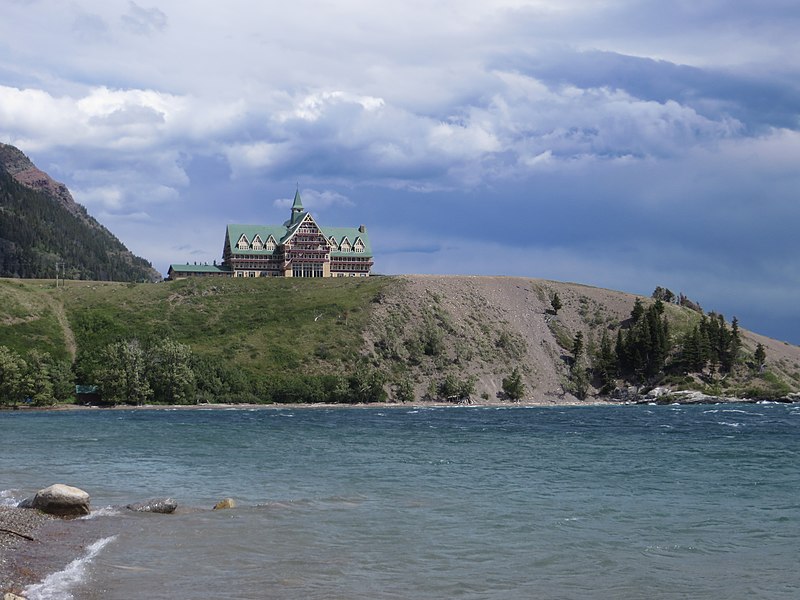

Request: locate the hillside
(1, 275), (798, 405)
(0, 143), (160, 282)
(366, 275), (800, 402)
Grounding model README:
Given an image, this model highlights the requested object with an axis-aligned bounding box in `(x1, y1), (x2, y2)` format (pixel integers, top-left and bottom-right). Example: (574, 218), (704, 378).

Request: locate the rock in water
(126, 498), (178, 514)
(24, 484), (91, 517)
(213, 498), (236, 510)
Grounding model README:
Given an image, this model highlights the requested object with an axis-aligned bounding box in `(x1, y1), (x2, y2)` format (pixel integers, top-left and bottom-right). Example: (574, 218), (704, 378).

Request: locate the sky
(1, 0), (799, 344)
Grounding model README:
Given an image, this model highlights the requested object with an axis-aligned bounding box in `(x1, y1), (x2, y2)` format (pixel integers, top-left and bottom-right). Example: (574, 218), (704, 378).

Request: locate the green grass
(59, 277), (392, 378)
(0, 279), (69, 360)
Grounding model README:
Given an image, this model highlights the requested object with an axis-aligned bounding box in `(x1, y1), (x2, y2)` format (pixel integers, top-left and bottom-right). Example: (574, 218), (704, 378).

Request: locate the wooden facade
(168, 191), (373, 280)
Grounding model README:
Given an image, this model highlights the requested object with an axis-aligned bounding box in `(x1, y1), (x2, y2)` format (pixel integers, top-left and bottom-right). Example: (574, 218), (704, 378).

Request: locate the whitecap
(24, 535), (117, 600)
(1, 488), (22, 507)
(718, 421), (742, 428)
(79, 505), (122, 520)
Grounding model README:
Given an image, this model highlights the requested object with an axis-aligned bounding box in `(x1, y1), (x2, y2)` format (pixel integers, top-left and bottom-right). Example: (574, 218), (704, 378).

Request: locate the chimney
(358, 224), (366, 233)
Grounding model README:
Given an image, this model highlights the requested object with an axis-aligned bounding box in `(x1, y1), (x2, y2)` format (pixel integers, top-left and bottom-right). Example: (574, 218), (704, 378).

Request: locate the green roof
(322, 226), (373, 256)
(169, 263), (232, 273)
(226, 224), (288, 255)
(291, 189), (304, 211)
(226, 221), (373, 256)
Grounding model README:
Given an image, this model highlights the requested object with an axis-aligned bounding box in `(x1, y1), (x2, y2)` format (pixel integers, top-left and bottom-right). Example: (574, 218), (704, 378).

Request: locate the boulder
(126, 498), (178, 514)
(24, 484), (90, 517)
(6, 593), (27, 600)
(213, 498), (236, 510)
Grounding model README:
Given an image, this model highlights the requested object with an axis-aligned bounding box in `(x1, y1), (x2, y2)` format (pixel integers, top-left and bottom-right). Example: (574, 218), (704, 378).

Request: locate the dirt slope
(364, 275), (800, 403)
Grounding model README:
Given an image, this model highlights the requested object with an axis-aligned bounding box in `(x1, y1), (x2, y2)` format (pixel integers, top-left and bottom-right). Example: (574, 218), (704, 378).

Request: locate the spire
(288, 187), (305, 226)
(292, 187), (304, 212)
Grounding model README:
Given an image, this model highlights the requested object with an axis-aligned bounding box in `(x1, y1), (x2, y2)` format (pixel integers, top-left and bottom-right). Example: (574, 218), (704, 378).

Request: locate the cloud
(2, 0), (800, 342)
(121, 1), (167, 36)
(273, 189), (354, 211)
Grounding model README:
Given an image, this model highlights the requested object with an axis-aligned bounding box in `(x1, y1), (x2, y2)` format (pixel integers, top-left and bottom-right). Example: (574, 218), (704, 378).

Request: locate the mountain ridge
(0, 142), (160, 282)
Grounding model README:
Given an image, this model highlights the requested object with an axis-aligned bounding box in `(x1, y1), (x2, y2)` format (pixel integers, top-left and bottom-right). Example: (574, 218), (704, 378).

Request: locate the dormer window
(237, 234), (249, 250)
(340, 237), (351, 252)
(265, 236), (276, 251)
(354, 239), (365, 253)
(252, 235), (263, 250)
(329, 236), (338, 249)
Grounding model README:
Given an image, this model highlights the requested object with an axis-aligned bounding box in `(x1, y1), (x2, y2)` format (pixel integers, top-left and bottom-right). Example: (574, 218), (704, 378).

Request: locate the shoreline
(0, 506), (117, 598)
(2, 394), (797, 414)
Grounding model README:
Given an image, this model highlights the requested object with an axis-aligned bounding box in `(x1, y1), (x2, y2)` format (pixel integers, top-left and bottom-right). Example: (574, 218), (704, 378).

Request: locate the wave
(1, 488), (22, 507)
(24, 535), (117, 600)
(79, 505), (122, 520)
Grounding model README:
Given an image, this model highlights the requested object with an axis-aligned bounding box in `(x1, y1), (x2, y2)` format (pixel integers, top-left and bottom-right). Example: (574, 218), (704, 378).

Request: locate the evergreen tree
(502, 366), (526, 401)
(594, 330), (617, 393)
(631, 298), (645, 323)
(615, 301), (670, 383)
(571, 331), (584, 364)
(550, 292), (563, 315)
(754, 343), (767, 370)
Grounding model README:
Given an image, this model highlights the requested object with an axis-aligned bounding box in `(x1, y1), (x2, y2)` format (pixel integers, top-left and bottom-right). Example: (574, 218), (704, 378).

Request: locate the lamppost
(55, 262), (65, 288)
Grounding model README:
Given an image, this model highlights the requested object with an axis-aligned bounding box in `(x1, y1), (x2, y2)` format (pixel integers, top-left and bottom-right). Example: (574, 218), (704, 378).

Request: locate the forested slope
(0, 143), (160, 282)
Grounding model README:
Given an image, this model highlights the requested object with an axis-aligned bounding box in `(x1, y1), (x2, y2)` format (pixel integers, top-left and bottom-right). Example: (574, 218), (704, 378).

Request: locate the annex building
(167, 191), (373, 280)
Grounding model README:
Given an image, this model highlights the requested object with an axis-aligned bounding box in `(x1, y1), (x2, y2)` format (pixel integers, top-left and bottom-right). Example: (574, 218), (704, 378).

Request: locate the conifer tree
(502, 367), (526, 401)
(550, 292), (563, 315)
(754, 343), (767, 370)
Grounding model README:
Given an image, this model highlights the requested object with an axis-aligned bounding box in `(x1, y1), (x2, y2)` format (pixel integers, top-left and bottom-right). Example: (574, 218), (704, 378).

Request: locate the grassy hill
(1, 275), (798, 404)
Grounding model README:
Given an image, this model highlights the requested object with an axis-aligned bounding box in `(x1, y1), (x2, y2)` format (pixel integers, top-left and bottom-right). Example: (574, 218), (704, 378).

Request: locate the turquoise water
(2, 404), (799, 599)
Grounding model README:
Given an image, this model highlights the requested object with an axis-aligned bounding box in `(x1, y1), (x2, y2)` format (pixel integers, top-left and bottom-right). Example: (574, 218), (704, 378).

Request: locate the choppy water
(2, 403), (799, 599)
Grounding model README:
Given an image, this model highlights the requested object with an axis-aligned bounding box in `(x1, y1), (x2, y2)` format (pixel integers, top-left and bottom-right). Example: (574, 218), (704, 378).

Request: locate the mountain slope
(365, 275), (800, 402)
(0, 143), (160, 282)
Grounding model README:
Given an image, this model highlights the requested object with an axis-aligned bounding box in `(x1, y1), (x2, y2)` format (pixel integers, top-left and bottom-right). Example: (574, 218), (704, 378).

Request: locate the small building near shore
(168, 190), (373, 280)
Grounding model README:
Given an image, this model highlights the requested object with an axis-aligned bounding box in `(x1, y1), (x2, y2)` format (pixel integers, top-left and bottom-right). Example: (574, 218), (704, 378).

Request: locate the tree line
(0, 346), (73, 407)
(1, 336), (391, 406)
(564, 292), (768, 399)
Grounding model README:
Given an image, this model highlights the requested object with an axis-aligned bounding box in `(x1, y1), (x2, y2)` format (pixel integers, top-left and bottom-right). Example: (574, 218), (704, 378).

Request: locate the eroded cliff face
(364, 275), (800, 403)
(0, 144), (87, 220)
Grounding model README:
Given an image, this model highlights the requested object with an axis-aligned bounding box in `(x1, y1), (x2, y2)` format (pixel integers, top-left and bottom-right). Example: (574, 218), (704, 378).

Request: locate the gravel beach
(0, 506), (55, 594)
(1, 506), (109, 597)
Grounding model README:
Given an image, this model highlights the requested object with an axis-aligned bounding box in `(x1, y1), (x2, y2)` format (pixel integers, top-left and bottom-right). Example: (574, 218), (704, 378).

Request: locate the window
(354, 240), (365, 253)
(265, 236), (276, 251)
(252, 235), (263, 250)
(237, 235), (249, 250)
(340, 238), (351, 252)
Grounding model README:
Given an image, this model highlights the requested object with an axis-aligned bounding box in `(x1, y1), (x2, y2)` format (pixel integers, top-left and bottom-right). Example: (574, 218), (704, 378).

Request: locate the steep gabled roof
(226, 224), (287, 255)
(323, 226), (373, 256)
(280, 211), (330, 246)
